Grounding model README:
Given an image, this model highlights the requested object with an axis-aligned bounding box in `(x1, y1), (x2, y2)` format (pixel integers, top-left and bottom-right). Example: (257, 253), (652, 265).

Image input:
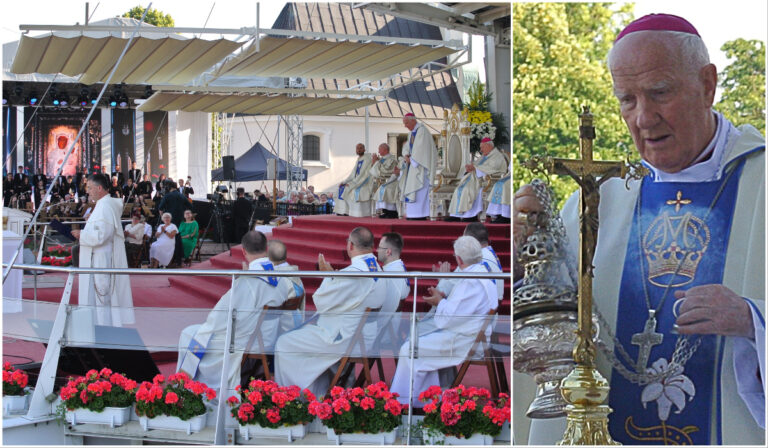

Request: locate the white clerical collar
(248, 257), (270, 270)
(642, 111), (737, 182)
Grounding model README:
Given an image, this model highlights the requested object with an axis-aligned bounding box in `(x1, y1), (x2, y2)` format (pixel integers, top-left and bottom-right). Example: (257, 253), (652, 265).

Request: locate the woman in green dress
(179, 209), (199, 261)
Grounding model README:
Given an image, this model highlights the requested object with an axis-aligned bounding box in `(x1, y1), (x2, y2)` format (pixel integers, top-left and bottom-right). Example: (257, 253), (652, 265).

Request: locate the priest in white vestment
(514, 14), (765, 445)
(369, 143), (400, 219)
(274, 226), (386, 397)
(448, 138), (509, 220)
(391, 236), (497, 406)
(486, 161), (511, 223)
(401, 113), (437, 220)
(375, 232), (411, 350)
(176, 231), (285, 395)
(337, 143), (375, 217)
(71, 173), (134, 327)
(267, 240), (306, 336)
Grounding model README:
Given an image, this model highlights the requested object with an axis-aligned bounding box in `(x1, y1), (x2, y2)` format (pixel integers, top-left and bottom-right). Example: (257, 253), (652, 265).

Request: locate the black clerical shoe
(444, 216), (460, 222)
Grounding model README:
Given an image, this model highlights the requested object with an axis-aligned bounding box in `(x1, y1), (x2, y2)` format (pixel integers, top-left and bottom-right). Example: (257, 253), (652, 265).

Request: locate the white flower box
(139, 413), (206, 435)
(65, 406), (131, 428)
(423, 431), (494, 445)
(3, 394), (28, 416)
(239, 422), (309, 442)
(326, 427), (398, 445)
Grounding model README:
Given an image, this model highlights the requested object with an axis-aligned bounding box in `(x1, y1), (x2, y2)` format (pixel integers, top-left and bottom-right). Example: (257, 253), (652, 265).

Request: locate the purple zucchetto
(615, 13), (700, 43)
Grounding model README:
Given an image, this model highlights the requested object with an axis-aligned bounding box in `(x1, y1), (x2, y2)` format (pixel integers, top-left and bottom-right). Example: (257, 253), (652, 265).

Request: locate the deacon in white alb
(71, 173), (134, 327)
(401, 113), (437, 220)
(338, 143), (375, 217)
(274, 226), (386, 397)
(176, 231), (285, 395)
(390, 236), (497, 406)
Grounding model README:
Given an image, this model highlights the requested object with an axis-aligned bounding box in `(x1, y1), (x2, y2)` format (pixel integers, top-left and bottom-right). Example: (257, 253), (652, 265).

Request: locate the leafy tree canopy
(122, 6), (174, 27)
(513, 3), (634, 206)
(716, 38), (766, 131)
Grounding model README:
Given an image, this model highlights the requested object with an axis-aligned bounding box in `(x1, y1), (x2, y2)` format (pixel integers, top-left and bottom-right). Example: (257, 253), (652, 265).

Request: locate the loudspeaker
(222, 155), (235, 180)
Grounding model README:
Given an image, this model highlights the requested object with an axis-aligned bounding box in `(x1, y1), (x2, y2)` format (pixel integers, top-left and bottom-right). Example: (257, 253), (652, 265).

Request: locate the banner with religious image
(143, 111), (169, 181)
(112, 108), (135, 179)
(23, 108), (101, 177)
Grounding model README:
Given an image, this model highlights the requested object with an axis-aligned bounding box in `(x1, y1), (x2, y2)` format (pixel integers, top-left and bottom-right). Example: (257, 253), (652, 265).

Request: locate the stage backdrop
(143, 111), (169, 181)
(23, 109), (101, 177)
(3, 106), (18, 174)
(112, 108), (136, 178)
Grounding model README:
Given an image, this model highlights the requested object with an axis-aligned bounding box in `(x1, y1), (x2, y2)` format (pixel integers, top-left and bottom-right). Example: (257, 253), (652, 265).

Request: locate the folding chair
(326, 307), (381, 394)
(241, 295), (304, 381)
(450, 309), (500, 397)
(186, 230), (204, 267)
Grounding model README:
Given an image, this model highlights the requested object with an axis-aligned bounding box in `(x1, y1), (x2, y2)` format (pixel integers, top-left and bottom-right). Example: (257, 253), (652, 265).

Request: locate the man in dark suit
(13, 166), (27, 189)
(123, 178), (138, 203)
(137, 174), (153, 198)
(232, 187), (252, 243)
(128, 162), (141, 183)
(31, 172), (47, 188)
(112, 162), (125, 187)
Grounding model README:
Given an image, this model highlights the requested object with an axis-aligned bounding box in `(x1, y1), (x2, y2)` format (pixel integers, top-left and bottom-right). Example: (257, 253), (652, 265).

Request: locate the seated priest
(486, 161), (511, 223)
(267, 239), (306, 336)
(513, 14), (765, 445)
(447, 137), (509, 221)
(390, 236), (497, 406)
(274, 226), (386, 397)
(176, 231), (286, 395)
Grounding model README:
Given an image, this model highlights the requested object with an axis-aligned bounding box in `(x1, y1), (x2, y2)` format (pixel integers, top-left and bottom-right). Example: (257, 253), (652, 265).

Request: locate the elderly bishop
(448, 137), (508, 220)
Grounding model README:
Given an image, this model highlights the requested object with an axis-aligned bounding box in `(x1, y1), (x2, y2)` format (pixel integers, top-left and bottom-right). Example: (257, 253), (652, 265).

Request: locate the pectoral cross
(549, 107), (628, 366)
(631, 311), (663, 372)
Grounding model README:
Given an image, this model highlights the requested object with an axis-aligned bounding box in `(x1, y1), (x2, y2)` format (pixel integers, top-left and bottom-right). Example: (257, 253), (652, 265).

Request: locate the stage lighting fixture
(109, 98), (118, 107)
(2, 97), (7, 106)
(59, 95), (69, 107)
(118, 94), (129, 109)
(28, 93), (39, 105)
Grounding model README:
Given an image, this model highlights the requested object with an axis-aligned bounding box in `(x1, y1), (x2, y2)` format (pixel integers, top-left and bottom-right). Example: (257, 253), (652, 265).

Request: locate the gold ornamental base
(557, 364), (621, 445)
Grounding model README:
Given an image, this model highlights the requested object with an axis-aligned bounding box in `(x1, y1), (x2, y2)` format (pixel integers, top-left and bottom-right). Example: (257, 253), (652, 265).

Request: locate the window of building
(303, 135), (320, 161)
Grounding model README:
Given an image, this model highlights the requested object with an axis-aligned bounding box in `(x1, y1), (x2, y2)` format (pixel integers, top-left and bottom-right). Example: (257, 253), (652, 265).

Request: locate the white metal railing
(3, 263), (509, 445)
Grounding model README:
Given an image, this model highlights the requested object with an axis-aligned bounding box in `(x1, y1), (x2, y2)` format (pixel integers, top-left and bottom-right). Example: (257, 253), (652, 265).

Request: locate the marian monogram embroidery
(642, 212), (710, 287)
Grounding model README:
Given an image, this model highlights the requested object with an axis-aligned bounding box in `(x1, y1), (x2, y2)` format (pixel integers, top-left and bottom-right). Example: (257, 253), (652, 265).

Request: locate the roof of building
(271, 2), (462, 119)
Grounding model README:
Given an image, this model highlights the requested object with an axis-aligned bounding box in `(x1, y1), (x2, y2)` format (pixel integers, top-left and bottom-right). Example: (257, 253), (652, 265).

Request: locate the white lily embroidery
(640, 358), (696, 421)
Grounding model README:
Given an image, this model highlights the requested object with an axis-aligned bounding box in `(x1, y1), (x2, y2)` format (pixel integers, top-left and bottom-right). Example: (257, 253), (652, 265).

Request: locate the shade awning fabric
(10, 34), (243, 85)
(211, 142), (307, 182)
(138, 91), (377, 116)
(215, 36), (458, 81)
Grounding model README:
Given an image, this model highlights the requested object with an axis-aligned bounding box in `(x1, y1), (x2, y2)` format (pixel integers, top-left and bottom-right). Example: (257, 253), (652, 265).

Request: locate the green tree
(716, 39), (766, 131)
(122, 6), (175, 27)
(513, 3), (634, 206)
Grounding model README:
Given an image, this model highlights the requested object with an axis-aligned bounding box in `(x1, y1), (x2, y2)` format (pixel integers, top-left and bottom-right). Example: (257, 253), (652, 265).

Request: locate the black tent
(211, 142), (307, 181)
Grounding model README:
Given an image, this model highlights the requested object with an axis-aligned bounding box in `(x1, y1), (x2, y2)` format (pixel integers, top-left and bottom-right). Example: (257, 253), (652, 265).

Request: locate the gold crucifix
(666, 190), (691, 212)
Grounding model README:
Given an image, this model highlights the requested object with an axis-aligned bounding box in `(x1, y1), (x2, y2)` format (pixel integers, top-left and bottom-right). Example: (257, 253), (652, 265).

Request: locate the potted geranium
(135, 372), (216, 435)
(309, 382), (405, 445)
(59, 368), (137, 428)
(227, 379), (314, 442)
(419, 385), (510, 445)
(3, 363), (30, 415)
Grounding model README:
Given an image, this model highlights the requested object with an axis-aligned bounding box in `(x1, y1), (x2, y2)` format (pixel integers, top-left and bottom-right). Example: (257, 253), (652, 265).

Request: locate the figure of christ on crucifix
(548, 106), (629, 365)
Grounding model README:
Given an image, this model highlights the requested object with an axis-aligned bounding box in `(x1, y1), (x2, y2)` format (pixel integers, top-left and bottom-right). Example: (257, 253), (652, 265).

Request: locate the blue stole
(405, 128), (419, 203)
(363, 255), (379, 281)
(257, 261), (279, 287)
(355, 159), (364, 176)
(453, 155), (487, 213)
(490, 175), (509, 204)
(608, 158), (746, 445)
(338, 185), (346, 200)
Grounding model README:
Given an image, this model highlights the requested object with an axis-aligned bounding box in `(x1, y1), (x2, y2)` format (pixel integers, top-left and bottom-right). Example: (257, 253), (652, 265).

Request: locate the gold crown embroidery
(643, 212), (710, 287)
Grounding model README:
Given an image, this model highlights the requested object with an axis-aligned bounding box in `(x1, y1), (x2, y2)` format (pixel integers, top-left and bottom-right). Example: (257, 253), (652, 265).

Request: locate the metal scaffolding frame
(282, 114), (304, 193)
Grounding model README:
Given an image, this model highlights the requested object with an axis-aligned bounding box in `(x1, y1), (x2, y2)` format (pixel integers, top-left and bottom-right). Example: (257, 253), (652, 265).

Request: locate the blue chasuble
(608, 158), (746, 445)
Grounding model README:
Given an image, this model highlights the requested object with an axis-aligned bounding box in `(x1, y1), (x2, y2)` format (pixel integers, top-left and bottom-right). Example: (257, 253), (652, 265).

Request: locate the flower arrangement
(463, 80), (509, 154)
(46, 245), (72, 257)
(2, 363), (29, 396)
(308, 382), (406, 435)
(41, 255), (73, 266)
(419, 385), (510, 439)
(135, 372), (216, 421)
(59, 368), (137, 412)
(227, 379), (314, 428)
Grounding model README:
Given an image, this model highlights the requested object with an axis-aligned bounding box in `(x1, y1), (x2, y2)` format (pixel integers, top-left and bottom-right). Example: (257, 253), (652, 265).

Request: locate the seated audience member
(274, 227), (386, 396)
(179, 209), (199, 262)
(390, 236), (497, 406)
(109, 176), (123, 198)
(149, 212), (177, 268)
(124, 214), (146, 267)
(177, 231), (286, 394)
